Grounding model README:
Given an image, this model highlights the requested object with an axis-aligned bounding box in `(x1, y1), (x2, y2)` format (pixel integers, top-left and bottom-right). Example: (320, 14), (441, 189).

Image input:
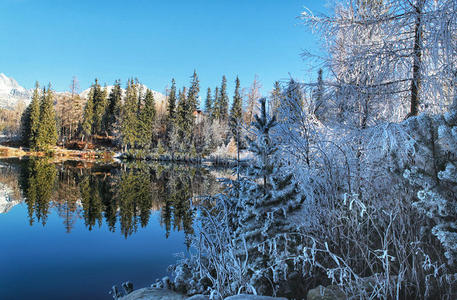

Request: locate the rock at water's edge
(186, 295), (209, 300)
(307, 285), (346, 300)
(118, 287), (186, 300)
(225, 295), (287, 300)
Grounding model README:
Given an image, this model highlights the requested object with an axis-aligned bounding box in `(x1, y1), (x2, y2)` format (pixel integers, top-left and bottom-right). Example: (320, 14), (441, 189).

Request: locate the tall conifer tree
(230, 76), (243, 133)
(269, 81), (281, 117)
(91, 79), (108, 135)
(138, 89), (156, 148)
(187, 70), (200, 111)
(235, 98), (303, 291)
(219, 75), (229, 122)
(212, 86), (220, 121)
(176, 87), (194, 146)
(103, 80), (122, 136)
(81, 89), (94, 141)
(167, 79), (177, 121)
(36, 84), (58, 150)
(120, 79), (139, 150)
(21, 82), (41, 149)
(204, 87), (212, 116)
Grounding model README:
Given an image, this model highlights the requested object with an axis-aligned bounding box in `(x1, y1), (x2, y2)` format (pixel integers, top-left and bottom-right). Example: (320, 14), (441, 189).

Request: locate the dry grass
(0, 145), (116, 162)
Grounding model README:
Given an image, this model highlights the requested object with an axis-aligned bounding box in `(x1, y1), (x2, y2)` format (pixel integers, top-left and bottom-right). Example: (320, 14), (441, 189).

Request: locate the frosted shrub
(273, 80), (456, 298)
(405, 111), (457, 267)
(170, 90), (457, 299)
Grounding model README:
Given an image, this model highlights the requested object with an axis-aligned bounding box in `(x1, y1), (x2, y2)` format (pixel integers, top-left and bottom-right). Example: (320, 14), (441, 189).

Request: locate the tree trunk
(409, 0), (425, 118)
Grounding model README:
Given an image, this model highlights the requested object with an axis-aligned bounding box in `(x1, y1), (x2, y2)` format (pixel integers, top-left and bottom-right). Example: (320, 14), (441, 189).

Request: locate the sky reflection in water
(0, 158), (221, 300)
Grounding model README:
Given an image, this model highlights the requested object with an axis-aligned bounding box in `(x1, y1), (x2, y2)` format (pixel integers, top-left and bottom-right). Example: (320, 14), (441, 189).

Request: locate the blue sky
(0, 0), (325, 101)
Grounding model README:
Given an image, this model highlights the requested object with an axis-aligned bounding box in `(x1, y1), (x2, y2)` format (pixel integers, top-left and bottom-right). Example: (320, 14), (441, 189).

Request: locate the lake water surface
(0, 158), (221, 300)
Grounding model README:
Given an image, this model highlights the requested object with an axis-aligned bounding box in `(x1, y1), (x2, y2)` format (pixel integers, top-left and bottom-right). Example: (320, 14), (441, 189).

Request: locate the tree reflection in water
(8, 158), (221, 240)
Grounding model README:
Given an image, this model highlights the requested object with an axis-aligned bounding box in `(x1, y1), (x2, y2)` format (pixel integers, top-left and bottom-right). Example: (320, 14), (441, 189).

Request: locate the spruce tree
(166, 79), (178, 148)
(138, 89), (156, 148)
(81, 89), (94, 141)
(204, 87), (212, 115)
(280, 79), (304, 123)
(136, 78), (143, 115)
(230, 77), (244, 169)
(103, 80), (122, 136)
(404, 105), (457, 264)
(230, 76), (243, 134)
(269, 81), (281, 117)
(91, 79), (108, 135)
(36, 84), (58, 150)
(219, 75), (229, 122)
(212, 86), (220, 121)
(121, 79), (139, 150)
(176, 87), (194, 146)
(167, 78), (177, 121)
(187, 70), (200, 111)
(21, 82), (41, 149)
(235, 98), (303, 292)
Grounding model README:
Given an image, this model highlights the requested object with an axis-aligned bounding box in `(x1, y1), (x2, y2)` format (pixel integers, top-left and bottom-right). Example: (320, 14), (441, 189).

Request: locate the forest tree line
(19, 71), (275, 157)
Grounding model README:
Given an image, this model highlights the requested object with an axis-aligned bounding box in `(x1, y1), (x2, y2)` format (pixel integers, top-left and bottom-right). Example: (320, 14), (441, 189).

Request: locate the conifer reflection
(12, 158), (220, 239)
(55, 168), (80, 233)
(20, 158), (57, 226)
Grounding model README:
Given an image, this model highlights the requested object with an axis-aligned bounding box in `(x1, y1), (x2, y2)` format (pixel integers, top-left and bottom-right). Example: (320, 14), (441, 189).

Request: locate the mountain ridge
(0, 73), (166, 110)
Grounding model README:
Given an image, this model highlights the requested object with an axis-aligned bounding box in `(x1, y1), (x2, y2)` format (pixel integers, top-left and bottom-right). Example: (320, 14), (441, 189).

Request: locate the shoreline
(0, 144), (250, 167)
(0, 144), (116, 162)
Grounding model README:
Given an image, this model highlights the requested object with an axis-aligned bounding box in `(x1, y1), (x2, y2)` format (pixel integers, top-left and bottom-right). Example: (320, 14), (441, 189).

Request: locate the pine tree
(81, 88), (94, 141)
(219, 75), (229, 122)
(138, 89), (156, 148)
(230, 76), (243, 134)
(36, 84), (58, 150)
(166, 79), (178, 148)
(212, 86), (220, 121)
(91, 79), (108, 135)
(204, 87), (212, 115)
(167, 78), (177, 121)
(21, 82), (41, 148)
(187, 70), (200, 111)
(103, 80), (122, 136)
(230, 76), (244, 168)
(235, 98), (303, 292)
(136, 78), (143, 115)
(269, 81), (281, 117)
(121, 79), (139, 150)
(279, 79), (304, 123)
(176, 87), (194, 147)
(404, 103), (457, 264)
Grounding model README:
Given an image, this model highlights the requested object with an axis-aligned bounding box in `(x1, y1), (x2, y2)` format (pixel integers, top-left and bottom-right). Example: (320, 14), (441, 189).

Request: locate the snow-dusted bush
(170, 85), (457, 299)
(404, 107), (457, 268)
(269, 78), (457, 298)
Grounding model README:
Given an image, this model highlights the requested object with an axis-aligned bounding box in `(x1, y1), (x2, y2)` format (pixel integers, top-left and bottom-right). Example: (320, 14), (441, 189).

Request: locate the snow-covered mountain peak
(0, 73), (26, 93)
(0, 73), (31, 109)
(0, 73), (167, 110)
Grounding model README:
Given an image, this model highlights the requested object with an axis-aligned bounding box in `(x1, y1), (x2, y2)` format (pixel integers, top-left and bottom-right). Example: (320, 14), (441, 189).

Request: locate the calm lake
(0, 158), (222, 300)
